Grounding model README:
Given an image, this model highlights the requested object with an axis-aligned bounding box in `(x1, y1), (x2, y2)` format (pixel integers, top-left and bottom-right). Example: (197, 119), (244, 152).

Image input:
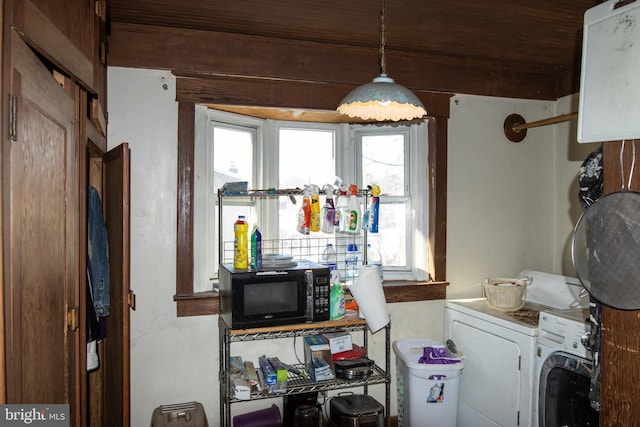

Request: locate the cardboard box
(323, 331), (353, 354)
(303, 335), (335, 382)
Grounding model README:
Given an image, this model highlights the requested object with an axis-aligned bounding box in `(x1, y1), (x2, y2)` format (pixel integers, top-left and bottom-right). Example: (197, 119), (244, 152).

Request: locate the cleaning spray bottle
(347, 184), (361, 233)
(296, 185), (311, 235)
(329, 270), (346, 320)
(370, 184), (381, 233)
(251, 224), (262, 269)
(309, 184), (321, 232)
(335, 184), (349, 233)
(320, 184), (336, 234)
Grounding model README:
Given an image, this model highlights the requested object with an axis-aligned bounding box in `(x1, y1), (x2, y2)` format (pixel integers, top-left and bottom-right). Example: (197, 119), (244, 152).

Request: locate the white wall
(107, 67), (592, 425)
(446, 93), (596, 297)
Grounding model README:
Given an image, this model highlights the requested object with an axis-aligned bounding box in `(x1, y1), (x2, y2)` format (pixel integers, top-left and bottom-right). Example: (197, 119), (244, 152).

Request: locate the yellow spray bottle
(309, 184), (321, 232)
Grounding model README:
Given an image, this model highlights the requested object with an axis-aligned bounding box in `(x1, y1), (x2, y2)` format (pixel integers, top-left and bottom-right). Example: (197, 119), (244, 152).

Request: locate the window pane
(362, 134), (405, 196)
(213, 125), (253, 190)
(212, 125), (254, 264)
(369, 200), (408, 268)
(279, 128), (335, 240)
(279, 128), (336, 188)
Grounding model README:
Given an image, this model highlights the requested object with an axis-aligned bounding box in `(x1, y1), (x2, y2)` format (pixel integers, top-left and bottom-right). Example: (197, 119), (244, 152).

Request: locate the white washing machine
(444, 270), (587, 427)
(536, 308), (599, 427)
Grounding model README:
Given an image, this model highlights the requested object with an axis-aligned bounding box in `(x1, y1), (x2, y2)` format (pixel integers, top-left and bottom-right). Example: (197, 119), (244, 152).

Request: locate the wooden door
(102, 143), (131, 426)
(3, 27), (81, 411)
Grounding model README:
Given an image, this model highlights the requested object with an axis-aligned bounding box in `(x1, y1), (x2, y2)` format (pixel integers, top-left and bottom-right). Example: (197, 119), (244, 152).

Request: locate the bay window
(193, 108), (429, 293)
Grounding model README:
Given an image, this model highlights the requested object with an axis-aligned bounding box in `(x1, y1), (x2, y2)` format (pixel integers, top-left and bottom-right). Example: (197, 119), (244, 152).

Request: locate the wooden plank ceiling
(107, 0), (602, 104)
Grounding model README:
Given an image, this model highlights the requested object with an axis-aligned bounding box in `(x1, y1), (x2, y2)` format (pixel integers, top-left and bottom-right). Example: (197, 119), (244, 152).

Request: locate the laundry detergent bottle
(233, 215), (249, 269)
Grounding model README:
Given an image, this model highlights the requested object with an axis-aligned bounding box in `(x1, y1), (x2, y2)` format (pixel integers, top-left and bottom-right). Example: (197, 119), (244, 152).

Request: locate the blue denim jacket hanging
(88, 186), (110, 317)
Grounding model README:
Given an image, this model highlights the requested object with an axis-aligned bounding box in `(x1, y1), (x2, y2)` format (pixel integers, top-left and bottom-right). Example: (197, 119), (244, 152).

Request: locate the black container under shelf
(329, 394), (384, 427)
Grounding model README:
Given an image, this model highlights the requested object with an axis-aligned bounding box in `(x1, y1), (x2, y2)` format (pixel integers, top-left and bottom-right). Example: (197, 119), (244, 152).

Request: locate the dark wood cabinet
(4, 25), (80, 409)
(1, 1), (130, 425)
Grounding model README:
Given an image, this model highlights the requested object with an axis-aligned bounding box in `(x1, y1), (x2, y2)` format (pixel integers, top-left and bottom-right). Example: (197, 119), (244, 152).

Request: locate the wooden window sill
(174, 281), (449, 317)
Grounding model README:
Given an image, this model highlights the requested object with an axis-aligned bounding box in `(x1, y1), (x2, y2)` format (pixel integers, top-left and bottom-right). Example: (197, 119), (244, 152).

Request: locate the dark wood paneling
(29, 0), (93, 59)
(175, 292), (220, 318)
(6, 28), (79, 409)
(428, 116), (448, 281)
(383, 281), (448, 302)
(107, 0), (594, 99)
(109, 22), (563, 100)
(175, 73), (452, 119)
(600, 141), (640, 426)
(176, 102), (195, 301)
(103, 143), (131, 427)
(174, 285), (446, 317)
(18, 0), (94, 92)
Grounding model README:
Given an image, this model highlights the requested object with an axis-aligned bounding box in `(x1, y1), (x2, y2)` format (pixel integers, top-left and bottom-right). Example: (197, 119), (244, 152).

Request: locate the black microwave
(219, 260), (331, 329)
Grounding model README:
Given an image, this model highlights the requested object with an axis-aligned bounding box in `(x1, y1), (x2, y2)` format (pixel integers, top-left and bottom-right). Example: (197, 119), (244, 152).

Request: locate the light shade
(337, 74), (427, 122)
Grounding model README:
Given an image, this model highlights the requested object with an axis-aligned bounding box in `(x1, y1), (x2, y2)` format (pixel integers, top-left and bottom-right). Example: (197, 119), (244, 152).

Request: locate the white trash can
(393, 339), (464, 427)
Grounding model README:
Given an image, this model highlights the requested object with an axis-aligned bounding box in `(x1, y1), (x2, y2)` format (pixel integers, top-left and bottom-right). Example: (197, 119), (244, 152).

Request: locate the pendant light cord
(379, 0), (387, 75)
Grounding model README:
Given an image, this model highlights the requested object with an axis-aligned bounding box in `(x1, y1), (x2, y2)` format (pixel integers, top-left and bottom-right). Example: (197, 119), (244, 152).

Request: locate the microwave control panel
(308, 269), (330, 322)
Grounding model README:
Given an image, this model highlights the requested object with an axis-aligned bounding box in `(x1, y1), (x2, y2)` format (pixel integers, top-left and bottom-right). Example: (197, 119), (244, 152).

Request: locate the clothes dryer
(444, 270), (587, 427)
(536, 308), (599, 427)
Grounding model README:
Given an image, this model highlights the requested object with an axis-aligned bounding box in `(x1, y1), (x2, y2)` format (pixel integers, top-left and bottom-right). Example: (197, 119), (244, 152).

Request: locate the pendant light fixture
(337, 0), (426, 122)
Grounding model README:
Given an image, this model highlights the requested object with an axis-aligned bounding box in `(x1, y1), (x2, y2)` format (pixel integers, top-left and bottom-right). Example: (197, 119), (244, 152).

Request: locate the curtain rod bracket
(503, 112), (578, 143)
(504, 114), (527, 143)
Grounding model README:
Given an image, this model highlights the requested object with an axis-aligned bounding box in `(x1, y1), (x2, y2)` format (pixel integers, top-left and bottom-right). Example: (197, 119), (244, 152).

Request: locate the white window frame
(194, 108), (429, 291)
(352, 124), (429, 281)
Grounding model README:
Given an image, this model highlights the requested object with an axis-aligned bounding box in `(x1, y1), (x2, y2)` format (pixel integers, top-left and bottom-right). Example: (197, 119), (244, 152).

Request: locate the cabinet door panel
(4, 29), (79, 407)
(102, 143), (131, 427)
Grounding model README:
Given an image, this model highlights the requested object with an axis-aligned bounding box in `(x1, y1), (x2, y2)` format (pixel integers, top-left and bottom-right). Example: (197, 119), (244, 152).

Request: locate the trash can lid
(393, 339), (464, 370)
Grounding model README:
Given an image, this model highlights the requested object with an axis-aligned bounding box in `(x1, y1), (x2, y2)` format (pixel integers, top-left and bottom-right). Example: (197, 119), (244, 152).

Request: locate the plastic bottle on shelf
(347, 184), (361, 233)
(321, 243), (337, 272)
(345, 244), (359, 284)
(297, 186), (311, 235)
(320, 184), (336, 234)
(309, 184), (321, 232)
(335, 185), (349, 232)
(369, 184), (381, 233)
(330, 271), (346, 320)
(367, 243), (383, 282)
(250, 224), (262, 269)
(234, 215), (249, 269)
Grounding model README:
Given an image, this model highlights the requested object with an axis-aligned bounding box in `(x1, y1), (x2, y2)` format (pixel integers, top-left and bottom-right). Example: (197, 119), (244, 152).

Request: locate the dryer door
(450, 321), (522, 427)
(539, 352), (599, 426)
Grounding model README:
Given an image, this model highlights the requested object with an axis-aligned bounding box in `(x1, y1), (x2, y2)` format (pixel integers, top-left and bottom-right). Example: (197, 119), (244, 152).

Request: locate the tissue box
(323, 331), (353, 354)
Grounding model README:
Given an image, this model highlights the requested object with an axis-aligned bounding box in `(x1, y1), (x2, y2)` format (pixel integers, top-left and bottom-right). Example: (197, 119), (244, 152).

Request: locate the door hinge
(94, 0), (106, 20)
(128, 290), (136, 311)
(9, 95), (17, 142)
(67, 307), (79, 331)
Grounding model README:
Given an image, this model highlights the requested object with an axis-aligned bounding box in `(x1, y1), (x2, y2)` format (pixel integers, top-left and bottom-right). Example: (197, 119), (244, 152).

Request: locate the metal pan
(572, 141), (640, 310)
